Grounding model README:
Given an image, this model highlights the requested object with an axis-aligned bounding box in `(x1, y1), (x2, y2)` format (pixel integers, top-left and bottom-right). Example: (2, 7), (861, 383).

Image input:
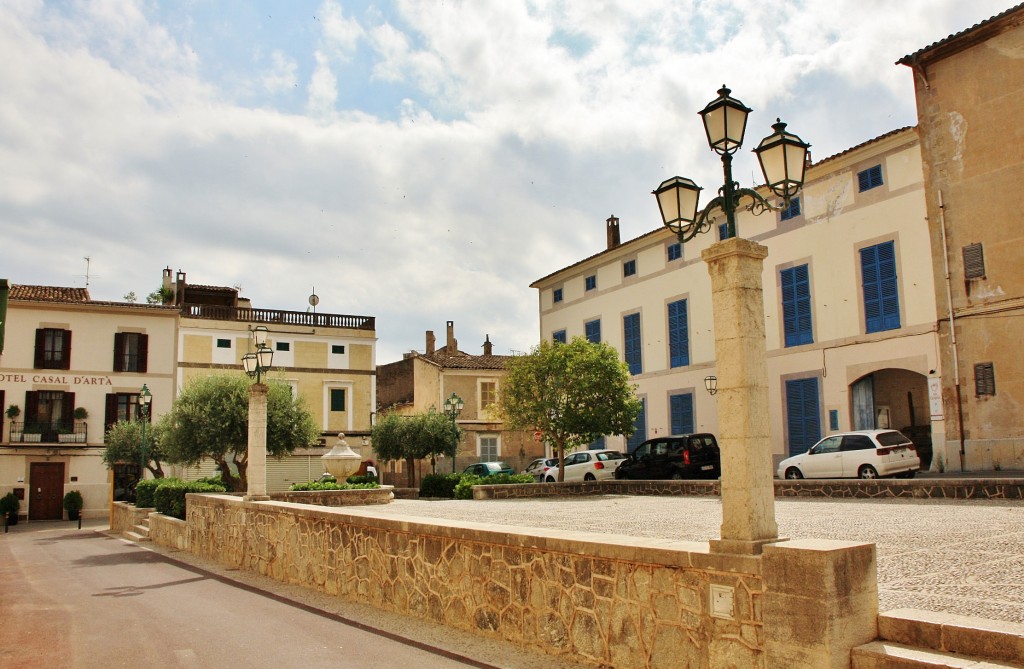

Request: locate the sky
(0, 0), (1013, 364)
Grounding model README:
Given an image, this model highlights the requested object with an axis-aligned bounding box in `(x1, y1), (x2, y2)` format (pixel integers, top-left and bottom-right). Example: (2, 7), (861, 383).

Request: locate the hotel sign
(0, 373), (113, 385)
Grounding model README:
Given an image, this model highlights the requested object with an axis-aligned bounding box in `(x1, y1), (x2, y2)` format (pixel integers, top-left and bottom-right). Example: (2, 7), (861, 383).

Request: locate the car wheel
(584, 473), (596, 481)
(784, 467), (803, 480)
(545, 475), (555, 483)
(898, 470), (916, 479)
(858, 465), (879, 479)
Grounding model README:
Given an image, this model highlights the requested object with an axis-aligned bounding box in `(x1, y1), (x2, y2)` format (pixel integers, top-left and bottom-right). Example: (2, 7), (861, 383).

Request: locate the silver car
(777, 430), (920, 480)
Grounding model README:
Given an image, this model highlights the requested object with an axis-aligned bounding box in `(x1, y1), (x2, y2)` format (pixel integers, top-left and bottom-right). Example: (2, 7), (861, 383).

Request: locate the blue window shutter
(627, 398), (646, 452)
(785, 378), (820, 456)
(670, 393), (694, 435)
(585, 319), (601, 343)
(668, 299), (690, 368)
(624, 313), (642, 374)
(781, 264), (813, 347)
(553, 330), (566, 343)
(667, 243), (682, 261)
(858, 165), (883, 192)
(861, 241), (900, 333)
(718, 222), (729, 240)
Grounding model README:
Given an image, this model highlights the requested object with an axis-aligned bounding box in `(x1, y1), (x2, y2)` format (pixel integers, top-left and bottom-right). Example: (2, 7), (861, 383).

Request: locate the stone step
(879, 608), (1024, 666)
(132, 523), (150, 536)
(852, 640), (1022, 668)
(124, 530), (151, 543)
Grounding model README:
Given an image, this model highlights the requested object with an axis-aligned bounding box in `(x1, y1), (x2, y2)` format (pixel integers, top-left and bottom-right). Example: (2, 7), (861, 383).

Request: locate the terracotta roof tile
(10, 285), (90, 302)
(897, 4), (1024, 65)
(420, 350), (510, 370)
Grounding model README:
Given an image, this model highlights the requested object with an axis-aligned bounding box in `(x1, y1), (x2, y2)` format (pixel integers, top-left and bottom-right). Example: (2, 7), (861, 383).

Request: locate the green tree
(103, 420), (165, 478)
(154, 374), (320, 491)
(499, 337), (642, 481)
(371, 410), (461, 487)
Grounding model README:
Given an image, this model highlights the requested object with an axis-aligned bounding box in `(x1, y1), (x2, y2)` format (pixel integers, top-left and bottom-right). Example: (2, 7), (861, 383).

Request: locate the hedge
(150, 479), (227, 519)
(453, 473), (534, 500)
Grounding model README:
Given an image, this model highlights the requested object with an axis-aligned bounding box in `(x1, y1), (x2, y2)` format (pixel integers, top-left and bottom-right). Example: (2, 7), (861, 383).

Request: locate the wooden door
(29, 462), (65, 520)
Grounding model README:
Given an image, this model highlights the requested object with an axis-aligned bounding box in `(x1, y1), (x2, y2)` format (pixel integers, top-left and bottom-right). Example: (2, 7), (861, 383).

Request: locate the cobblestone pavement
(364, 495), (1024, 624)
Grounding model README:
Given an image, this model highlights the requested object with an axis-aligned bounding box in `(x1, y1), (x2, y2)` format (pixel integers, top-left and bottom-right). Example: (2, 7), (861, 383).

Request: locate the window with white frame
(480, 380), (497, 409)
(478, 434), (500, 461)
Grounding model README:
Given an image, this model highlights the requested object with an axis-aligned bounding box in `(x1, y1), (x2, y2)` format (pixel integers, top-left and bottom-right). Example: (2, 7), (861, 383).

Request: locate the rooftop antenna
(76, 256), (100, 288)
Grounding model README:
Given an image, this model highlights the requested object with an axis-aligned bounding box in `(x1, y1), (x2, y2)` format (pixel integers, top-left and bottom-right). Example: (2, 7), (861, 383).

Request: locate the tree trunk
(214, 458), (242, 492)
(405, 456), (416, 488)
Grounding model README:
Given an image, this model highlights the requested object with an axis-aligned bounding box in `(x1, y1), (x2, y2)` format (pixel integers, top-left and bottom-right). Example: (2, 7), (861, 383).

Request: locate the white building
(532, 127), (943, 468)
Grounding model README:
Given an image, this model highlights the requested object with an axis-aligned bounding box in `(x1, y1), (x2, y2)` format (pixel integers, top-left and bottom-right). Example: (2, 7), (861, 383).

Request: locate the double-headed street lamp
(653, 86), (810, 243)
(138, 384), (152, 481)
(443, 392), (464, 473)
(652, 86), (810, 556)
(242, 325), (274, 501)
(242, 325), (274, 384)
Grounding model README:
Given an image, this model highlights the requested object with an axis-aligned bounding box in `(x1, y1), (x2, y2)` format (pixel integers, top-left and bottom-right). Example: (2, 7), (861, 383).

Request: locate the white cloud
(306, 50), (339, 117)
(263, 50), (298, 94)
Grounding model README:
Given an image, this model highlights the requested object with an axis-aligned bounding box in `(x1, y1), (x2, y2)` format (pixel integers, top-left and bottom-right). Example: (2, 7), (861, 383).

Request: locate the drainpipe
(938, 190), (966, 472)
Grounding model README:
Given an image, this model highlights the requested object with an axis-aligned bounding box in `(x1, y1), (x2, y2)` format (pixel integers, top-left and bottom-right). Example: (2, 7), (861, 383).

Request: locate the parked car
(463, 462), (516, 477)
(524, 457), (559, 481)
(543, 449), (626, 482)
(777, 430), (920, 480)
(614, 434), (721, 480)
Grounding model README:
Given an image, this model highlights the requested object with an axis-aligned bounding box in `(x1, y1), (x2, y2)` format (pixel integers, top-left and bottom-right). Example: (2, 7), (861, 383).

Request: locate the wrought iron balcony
(181, 304), (375, 330)
(6, 420), (88, 445)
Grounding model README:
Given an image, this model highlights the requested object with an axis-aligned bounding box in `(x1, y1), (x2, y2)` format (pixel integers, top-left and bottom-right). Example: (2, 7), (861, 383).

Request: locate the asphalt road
(0, 521), (586, 669)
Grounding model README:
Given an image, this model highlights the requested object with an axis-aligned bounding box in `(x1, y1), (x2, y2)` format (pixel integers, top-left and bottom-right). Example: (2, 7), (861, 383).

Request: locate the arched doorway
(850, 368), (932, 467)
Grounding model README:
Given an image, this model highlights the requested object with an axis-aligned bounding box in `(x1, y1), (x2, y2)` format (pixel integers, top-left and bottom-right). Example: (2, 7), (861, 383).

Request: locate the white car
(543, 449), (626, 482)
(523, 457), (559, 481)
(778, 430), (920, 480)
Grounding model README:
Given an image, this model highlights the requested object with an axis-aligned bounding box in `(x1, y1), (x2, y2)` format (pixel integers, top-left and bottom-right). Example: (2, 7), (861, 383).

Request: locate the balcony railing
(181, 304), (375, 331)
(6, 420), (88, 445)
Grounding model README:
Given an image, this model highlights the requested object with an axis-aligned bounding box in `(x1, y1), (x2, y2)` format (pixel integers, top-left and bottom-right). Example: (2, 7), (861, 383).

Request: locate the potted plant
(0, 492), (20, 526)
(5, 405), (19, 420)
(73, 407), (88, 420)
(63, 490), (84, 521)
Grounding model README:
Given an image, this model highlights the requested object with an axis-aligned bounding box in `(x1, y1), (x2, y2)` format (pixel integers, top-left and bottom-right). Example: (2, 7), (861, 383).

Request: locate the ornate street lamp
(242, 325), (274, 501)
(651, 86), (811, 556)
(443, 392), (464, 473)
(653, 85), (810, 242)
(242, 325), (274, 384)
(138, 384), (152, 481)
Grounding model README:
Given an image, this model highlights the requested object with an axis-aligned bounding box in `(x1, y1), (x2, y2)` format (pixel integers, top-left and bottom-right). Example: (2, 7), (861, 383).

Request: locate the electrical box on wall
(710, 584), (735, 619)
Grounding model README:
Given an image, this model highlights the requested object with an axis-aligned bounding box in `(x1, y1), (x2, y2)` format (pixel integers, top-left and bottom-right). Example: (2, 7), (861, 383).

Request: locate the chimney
(606, 215), (621, 250)
(446, 320), (457, 354)
(483, 334), (493, 356)
(175, 270), (186, 307)
(426, 330), (436, 355)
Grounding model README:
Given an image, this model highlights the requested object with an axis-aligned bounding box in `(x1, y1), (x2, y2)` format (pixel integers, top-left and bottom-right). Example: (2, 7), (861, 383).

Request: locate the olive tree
(154, 374), (320, 491)
(371, 410), (461, 487)
(103, 419), (165, 479)
(498, 337), (642, 481)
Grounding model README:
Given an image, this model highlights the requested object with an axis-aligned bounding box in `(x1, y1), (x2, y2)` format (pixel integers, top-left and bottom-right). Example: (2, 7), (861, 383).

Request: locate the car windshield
(493, 462), (512, 470)
(875, 431), (912, 447)
(597, 452), (623, 461)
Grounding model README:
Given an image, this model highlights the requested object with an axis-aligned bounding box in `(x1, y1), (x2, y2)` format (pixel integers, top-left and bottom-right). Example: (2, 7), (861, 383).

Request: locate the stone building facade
(376, 321), (541, 484)
(898, 5), (1024, 471)
(531, 127), (942, 468)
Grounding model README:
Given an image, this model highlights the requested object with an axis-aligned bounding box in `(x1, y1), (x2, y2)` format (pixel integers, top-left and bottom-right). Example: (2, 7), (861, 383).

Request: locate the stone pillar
(762, 539), (879, 668)
(702, 237), (779, 554)
(244, 383), (270, 501)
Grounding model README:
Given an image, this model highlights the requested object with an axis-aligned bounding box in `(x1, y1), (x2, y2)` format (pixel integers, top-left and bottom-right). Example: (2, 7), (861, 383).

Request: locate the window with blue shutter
(553, 288), (563, 303)
(667, 243), (682, 262)
(857, 165), (883, 192)
(718, 222), (730, 240)
(781, 264), (813, 347)
(861, 241), (900, 333)
(585, 319), (601, 343)
(553, 330), (567, 343)
(785, 378), (820, 456)
(624, 313), (642, 375)
(623, 260), (637, 277)
(627, 398), (646, 452)
(670, 393), (694, 435)
(667, 299), (689, 368)
(780, 197), (801, 221)
(585, 275), (597, 291)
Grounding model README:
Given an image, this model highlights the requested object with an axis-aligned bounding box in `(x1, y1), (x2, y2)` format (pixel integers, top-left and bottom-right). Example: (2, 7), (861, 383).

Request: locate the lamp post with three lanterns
(652, 86), (809, 555)
(242, 325), (274, 501)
